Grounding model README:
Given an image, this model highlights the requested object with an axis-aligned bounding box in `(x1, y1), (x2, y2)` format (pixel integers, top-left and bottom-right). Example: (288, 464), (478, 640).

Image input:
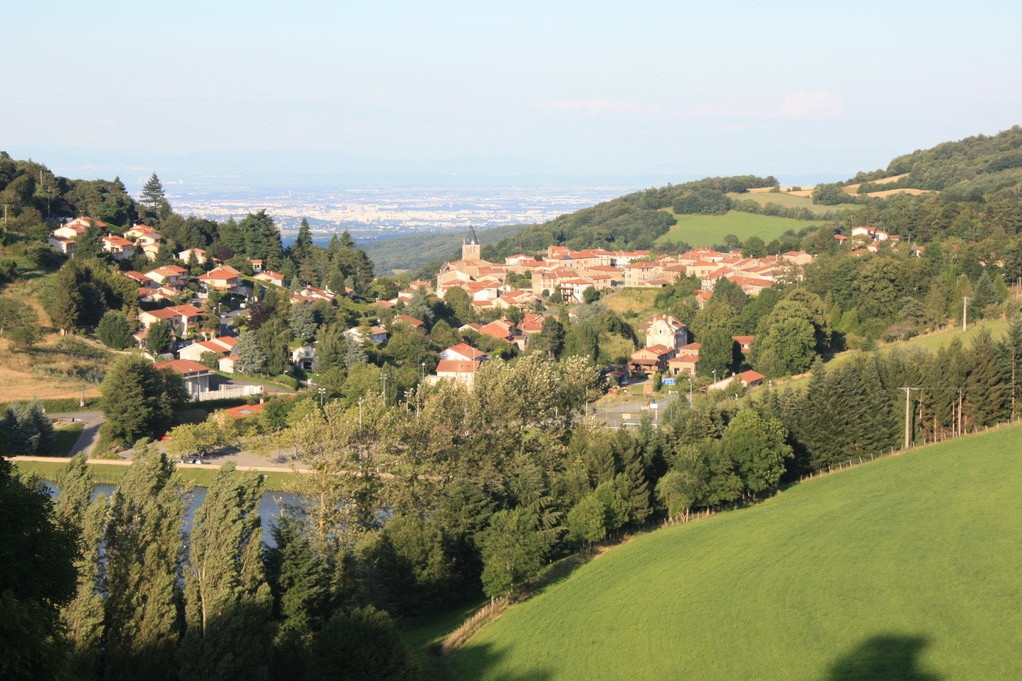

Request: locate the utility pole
(962, 296), (970, 332)
(2, 204), (9, 224)
(900, 387), (920, 449)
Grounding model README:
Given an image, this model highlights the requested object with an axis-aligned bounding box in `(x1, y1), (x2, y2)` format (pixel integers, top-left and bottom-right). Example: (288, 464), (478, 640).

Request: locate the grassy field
(727, 191), (860, 214)
(12, 459), (295, 491)
(655, 210), (821, 246)
(601, 288), (660, 317)
(453, 424), (1022, 680)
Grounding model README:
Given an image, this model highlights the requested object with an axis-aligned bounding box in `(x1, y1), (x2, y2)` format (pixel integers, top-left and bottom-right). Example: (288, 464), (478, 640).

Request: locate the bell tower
(462, 225), (481, 261)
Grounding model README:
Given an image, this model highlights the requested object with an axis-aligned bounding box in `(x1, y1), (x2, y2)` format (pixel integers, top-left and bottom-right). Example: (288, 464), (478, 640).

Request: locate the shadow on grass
(825, 634), (941, 681)
(444, 641), (552, 681)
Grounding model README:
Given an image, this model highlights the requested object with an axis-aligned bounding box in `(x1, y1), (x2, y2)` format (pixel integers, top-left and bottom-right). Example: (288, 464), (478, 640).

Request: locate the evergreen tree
(146, 319), (173, 355)
(97, 310), (134, 349)
(966, 330), (1006, 427)
(292, 218), (314, 265)
(179, 464), (273, 680)
(100, 356), (189, 444)
(234, 331), (267, 375)
(533, 316), (565, 360)
(75, 224), (105, 260)
(479, 507), (546, 597)
(289, 303), (318, 344)
(0, 458), (77, 681)
(103, 447), (185, 681)
(55, 454), (107, 680)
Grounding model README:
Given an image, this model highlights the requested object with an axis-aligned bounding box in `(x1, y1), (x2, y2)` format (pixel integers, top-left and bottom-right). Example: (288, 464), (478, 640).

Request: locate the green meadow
(13, 459), (295, 492)
(727, 191), (860, 214)
(655, 210), (820, 246)
(454, 424), (1022, 680)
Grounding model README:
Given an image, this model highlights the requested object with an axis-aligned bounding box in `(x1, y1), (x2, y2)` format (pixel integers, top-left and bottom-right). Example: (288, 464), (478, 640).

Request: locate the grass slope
(656, 210), (823, 246)
(13, 460), (295, 492)
(727, 191), (860, 214)
(454, 425), (1022, 680)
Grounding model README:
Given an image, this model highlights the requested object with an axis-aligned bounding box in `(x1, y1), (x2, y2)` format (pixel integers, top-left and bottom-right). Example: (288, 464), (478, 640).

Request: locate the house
(344, 325), (388, 346)
(441, 343), (488, 363)
(145, 264), (189, 286)
(391, 314), (426, 332)
(292, 345), (317, 372)
(198, 265), (242, 292)
(667, 353), (699, 378)
(253, 270), (286, 287)
(641, 315), (688, 350)
(707, 369), (766, 392)
(124, 223), (160, 241)
(628, 344), (676, 377)
(249, 259), (264, 273)
(297, 286), (335, 302)
(178, 248), (207, 265)
(732, 335), (755, 356)
(154, 359), (212, 398)
(139, 304), (205, 337)
(432, 359), (484, 386)
(224, 402), (265, 419)
(101, 234), (136, 260)
(178, 336), (237, 363)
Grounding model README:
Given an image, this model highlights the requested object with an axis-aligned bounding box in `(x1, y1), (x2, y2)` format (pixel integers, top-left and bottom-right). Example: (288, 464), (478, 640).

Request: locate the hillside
(362, 223), (527, 276)
(454, 424), (1022, 680)
(481, 125), (1022, 256)
(850, 125), (1022, 198)
(654, 210), (824, 246)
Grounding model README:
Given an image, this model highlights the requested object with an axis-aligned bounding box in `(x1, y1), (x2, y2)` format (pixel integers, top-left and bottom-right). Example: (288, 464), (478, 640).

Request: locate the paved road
(48, 411), (105, 457)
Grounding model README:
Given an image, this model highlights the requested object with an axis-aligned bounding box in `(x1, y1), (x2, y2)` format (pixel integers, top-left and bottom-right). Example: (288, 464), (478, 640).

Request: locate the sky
(5, 0), (1022, 190)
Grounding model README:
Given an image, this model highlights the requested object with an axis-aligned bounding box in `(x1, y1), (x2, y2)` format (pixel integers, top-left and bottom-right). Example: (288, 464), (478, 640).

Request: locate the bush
(96, 310), (133, 349)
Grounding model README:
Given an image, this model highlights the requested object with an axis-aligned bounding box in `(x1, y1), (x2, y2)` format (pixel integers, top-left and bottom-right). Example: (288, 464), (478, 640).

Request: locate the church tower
(462, 225), (481, 261)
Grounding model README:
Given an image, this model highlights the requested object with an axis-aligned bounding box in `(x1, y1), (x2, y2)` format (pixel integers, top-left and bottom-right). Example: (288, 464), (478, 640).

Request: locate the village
(45, 216), (917, 403)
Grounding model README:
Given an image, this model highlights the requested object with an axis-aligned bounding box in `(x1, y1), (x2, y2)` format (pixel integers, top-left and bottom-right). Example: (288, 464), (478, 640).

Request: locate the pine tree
(102, 447), (185, 681)
(0, 458), (77, 680)
(966, 330), (1006, 427)
(234, 331), (267, 375)
(292, 218), (313, 265)
(55, 454), (107, 680)
(140, 173), (167, 209)
(179, 464), (273, 680)
(51, 259), (87, 333)
(75, 224), (105, 259)
(146, 319), (173, 355)
(97, 310), (134, 349)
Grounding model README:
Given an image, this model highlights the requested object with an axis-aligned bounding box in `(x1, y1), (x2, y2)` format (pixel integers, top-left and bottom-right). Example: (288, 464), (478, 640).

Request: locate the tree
(0, 401), (54, 455)
(0, 458), (77, 681)
(307, 606), (419, 681)
(146, 319), (173, 355)
(479, 507), (547, 597)
(97, 309), (134, 349)
(100, 356), (189, 444)
(74, 225), (105, 260)
(442, 285), (473, 324)
(532, 316), (565, 360)
(566, 494), (607, 550)
(234, 331), (267, 375)
(179, 463), (273, 680)
(289, 301), (318, 343)
(720, 408), (792, 498)
(103, 447), (185, 681)
(139, 172), (171, 222)
(292, 218), (314, 265)
(0, 297), (37, 339)
(55, 455), (107, 679)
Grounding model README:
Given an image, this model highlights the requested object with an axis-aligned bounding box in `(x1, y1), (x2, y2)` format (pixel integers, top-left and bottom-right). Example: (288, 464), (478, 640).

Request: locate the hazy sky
(5, 0), (1021, 188)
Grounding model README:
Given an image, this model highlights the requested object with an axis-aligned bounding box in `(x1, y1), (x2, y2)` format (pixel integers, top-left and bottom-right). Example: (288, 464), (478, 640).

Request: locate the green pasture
(727, 191), (860, 214)
(656, 210), (820, 246)
(454, 424), (1022, 680)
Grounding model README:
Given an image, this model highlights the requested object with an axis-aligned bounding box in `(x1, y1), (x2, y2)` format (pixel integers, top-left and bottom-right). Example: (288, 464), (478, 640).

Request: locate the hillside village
(40, 207), (946, 397)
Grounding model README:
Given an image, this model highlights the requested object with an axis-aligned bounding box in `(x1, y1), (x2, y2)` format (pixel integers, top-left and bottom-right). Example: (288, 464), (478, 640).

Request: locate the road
(47, 411), (105, 457)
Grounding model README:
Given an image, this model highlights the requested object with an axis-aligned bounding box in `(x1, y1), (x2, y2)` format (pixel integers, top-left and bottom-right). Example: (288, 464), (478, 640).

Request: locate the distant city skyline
(6, 1), (1021, 191)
